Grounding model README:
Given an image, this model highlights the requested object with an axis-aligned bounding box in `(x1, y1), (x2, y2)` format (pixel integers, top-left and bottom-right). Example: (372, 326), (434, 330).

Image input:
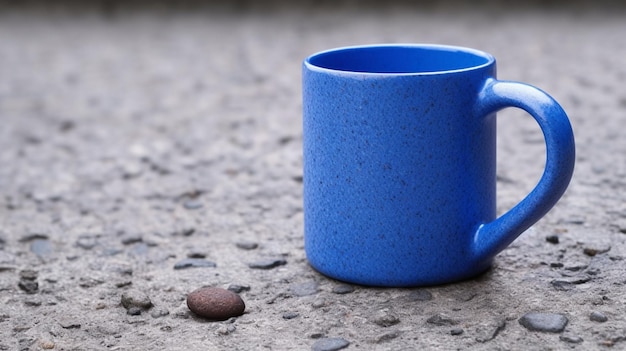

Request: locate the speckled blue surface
(302, 44), (575, 287)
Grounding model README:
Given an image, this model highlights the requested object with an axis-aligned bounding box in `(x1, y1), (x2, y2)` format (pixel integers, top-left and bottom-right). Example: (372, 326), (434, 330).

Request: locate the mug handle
(471, 78), (576, 261)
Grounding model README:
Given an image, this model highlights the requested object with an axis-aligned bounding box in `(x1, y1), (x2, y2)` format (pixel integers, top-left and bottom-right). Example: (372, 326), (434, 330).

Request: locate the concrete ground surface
(1, 1), (625, 350)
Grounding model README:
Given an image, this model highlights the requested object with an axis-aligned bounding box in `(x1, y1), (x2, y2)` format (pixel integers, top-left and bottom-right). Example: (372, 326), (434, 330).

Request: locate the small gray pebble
(554, 275), (591, 285)
(519, 312), (568, 333)
(546, 235), (560, 244)
(236, 241), (259, 250)
(282, 311), (300, 320)
(248, 258), (286, 269)
(76, 236), (98, 250)
(150, 307), (170, 318)
(121, 289), (152, 310)
(590, 311), (608, 322)
(311, 337), (350, 351)
(115, 280), (132, 288)
(18, 280), (39, 294)
(332, 284), (354, 294)
(186, 251), (207, 259)
(127, 307), (142, 315)
(564, 263), (587, 271)
(227, 284), (251, 293)
(183, 199), (203, 210)
(451, 328), (464, 336)
(120, 233), (143, 245)
(58, 319), (81, 329)
(30, 239), (53, 257)
(181, 227), (196, 236)
(174, 258), (217, 270)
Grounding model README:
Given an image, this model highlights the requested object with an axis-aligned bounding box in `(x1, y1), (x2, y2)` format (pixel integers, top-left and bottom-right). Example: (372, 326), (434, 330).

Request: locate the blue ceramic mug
(302, 44), (575, 287)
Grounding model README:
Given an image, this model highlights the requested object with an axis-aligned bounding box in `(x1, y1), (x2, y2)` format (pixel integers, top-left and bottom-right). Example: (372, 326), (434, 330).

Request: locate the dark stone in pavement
(282, 311), (300, 320)
(127, 307), (142, 315)
(236, 241), (259, 250)
(19, 233), (49, 243)
(519, 312), (568, 333)
(18, 280), (39, 294)
(173, 258), (217, 269)
(331, 284), (355, 294)
(590, 311), (608, 322)
(120, 233), (143, 245)
(182, 199), (203, 210)
(30, 239), (53, 257)
(451, 328), (464, 336)
(546, 235), (560, 244)
(248, 258), (286, 269)
(311, 337), (350, 351)
(228, 284), (251, 293)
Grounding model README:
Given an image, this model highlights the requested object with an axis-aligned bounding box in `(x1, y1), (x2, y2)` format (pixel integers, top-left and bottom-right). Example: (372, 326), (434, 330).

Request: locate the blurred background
(1, 0), (624, 217)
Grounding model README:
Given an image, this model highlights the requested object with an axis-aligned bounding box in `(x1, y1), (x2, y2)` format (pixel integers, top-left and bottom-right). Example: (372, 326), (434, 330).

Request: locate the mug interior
(306, 44), (493, 74)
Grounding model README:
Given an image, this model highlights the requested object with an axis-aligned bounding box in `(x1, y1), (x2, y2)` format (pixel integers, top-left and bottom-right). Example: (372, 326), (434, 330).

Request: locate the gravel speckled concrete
(1, 1), (625, 350)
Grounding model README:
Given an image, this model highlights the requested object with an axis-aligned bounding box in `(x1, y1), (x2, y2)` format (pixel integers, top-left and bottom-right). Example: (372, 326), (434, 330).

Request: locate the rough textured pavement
(1, 1), (626, 350)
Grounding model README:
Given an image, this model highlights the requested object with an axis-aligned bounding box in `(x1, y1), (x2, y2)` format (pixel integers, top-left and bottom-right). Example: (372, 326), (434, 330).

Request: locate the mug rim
(304, 43), (495, 76)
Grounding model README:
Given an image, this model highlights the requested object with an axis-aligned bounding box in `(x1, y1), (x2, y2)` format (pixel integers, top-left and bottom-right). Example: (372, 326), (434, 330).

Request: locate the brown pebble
(187, 287), (245, 320)
(39, 340), (55, 349)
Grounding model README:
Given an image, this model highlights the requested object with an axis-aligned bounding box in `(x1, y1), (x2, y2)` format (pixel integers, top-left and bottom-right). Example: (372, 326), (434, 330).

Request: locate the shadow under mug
(302, 44), (575, 287)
